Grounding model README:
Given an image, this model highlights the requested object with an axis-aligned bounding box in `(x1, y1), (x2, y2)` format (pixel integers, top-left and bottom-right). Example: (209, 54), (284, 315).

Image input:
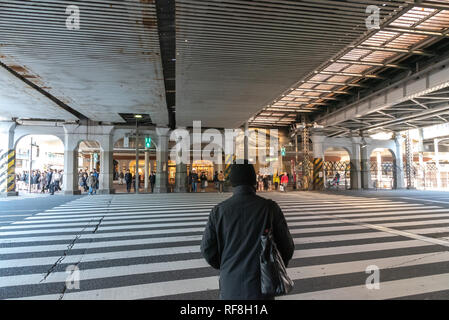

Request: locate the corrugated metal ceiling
(249, 0), (449, 128)
(0, 0), (169, 125)
(176, 0), (409, 128)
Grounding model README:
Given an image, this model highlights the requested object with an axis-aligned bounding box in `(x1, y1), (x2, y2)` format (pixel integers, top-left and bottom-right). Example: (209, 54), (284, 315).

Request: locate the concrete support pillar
(154, 127), (170, 193)
(310, 133), (325, 159)
(175, 162), (187, 193)
(174, 135), (187, 193)
(0, 121), (18, 197)
(435, 138), (441, 189)
(63, 149), (79, 195)
(310, 133), (325, 190)
(244, 121), (249, 161)
(394, 134), (405, 189)
(418, 128), (425, 188)
(144, 148), (149, 192)
(360, 137), (372, 189)
(350, 135), (362, 190)
(377, 151), (382, 187)
(63, 125), (80, 195)
(98, 127), (115, 194)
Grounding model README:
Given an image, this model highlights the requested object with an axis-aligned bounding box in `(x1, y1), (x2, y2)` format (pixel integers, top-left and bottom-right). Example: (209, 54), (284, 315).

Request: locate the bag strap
(263, 200), (274, 235)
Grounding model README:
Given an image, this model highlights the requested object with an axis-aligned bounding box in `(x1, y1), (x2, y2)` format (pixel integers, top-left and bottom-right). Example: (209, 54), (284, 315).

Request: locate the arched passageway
(370, 148), (397, 189)
(14, 135), (64, 193)
(324, 147), (351, 190)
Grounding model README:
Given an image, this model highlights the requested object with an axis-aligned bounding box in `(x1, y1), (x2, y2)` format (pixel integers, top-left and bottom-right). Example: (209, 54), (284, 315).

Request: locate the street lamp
(28, 137), (39, 193)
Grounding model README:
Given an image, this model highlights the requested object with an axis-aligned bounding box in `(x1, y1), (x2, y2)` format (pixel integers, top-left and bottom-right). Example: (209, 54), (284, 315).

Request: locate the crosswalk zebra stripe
(2, 192), (449, 300)
(0, 245), (200, 269)
(3, 250), (449, 293)
(0, 227), (205, 244)
(279, 272), (449, 300)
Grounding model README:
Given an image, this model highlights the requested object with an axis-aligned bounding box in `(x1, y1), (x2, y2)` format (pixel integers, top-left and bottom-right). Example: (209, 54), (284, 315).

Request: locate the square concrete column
(154, 127), (170, 193)
(350, 136), (362, 190)
(173, 134), (188, 193)
(175, 162), (188, 193)
(311, 133), (326, 191)
(99, 130), (115, 194)
(62, 127), (81, 195)
(360, 138), (372, 189)
(310, 134), (325, 159)
(394, 134), (405, 189)
(0, 121), (18, 197)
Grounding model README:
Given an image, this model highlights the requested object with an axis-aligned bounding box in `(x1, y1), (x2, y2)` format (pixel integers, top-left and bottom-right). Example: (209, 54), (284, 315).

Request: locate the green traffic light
(145, 137), (151, 148)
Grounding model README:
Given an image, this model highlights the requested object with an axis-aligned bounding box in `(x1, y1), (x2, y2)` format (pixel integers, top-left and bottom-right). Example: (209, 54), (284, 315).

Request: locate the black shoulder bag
(260, 207), (294, 296)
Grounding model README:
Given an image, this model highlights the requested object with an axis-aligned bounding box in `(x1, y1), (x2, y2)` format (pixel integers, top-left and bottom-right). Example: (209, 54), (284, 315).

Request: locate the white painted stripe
(12, 276), (221, 300)
(5, 217), (209, 229)
(0, 227), (205, 244)
(3, 249), (447, 290)
(291, 217), (449, 233)
(291, 226), (449, 243)
(25, 212), (211, 221)
(279, 272), (449, 300)
(287, 212), (449, 227)
(0, 235), (203, 254)
(317, 213), (449, 247)
(0, 221), (207, 236)
(0, 258), (210, 288)
(0, 237), (432, 269)
(289, 251), (449, 281)
(0, 245), (200, 269)
(401, 197), (449, 205)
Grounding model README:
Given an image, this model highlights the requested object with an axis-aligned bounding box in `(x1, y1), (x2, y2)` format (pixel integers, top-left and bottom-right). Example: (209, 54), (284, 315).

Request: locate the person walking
(218, 171), (225, 193)
(150, 171), (156, 193)
(132, 173), (138, 192)
(119, 171), (124, 185)
(87, 172), (97, 195)
(52, 170), (61, 192)
(79, 172), (87, 193)
(93, 169), (99, 191)
(201, 162), (294, 300)
(257, 173), (264, 191)
(124, 169), (132, 193)
(40, 171), (47, 193)
(200, 172), (208, 192)
(188, 171), (193, 192)
(213, 171), (219, 190)
(280, 172), (289, 192)
(46, 169), (53, 193)
(191, 169), (199, 193)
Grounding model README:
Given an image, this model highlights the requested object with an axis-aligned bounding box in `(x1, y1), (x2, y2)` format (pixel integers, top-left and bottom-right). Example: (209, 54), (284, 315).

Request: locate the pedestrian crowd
(116, 170), (156, 193)
(16, 169), (63, 195)
(78, 168), (100, 195)
(187, 169), (226, 193)
(257, 171), (293, 192)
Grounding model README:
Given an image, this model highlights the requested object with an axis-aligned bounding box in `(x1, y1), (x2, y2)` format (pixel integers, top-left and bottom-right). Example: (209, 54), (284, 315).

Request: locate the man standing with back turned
(201, 161), (294, 300)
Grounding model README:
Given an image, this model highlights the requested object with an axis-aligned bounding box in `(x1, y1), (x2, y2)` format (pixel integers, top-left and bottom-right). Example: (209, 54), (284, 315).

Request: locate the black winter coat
(201, 185), (294, 300)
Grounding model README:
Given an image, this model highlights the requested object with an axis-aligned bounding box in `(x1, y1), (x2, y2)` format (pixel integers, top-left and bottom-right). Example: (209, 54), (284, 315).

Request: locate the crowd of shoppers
(16, 169), (63, 195)
(78, 169), (99, 195)
(188, 169), (226, 193)
(256, 171), (293, 192)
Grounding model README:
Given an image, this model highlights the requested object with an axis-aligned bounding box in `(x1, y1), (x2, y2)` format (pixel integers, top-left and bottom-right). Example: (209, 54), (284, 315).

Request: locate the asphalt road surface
(1, 190), (449, 300)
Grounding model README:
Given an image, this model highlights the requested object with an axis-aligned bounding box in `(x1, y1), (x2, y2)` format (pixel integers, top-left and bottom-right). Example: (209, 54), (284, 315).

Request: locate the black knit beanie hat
(230, 161), (257, 187)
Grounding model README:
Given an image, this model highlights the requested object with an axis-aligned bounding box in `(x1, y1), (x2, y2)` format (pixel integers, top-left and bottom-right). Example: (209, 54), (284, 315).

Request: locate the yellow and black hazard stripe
(224, 154), (235, 181)
(0, 150), (16, 193)
(313, 157), (324, 190)
(7, 150), (16, 192)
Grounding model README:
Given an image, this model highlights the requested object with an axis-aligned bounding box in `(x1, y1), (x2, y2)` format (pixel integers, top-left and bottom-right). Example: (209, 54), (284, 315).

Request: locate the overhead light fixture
(134, 114), (143, 119)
